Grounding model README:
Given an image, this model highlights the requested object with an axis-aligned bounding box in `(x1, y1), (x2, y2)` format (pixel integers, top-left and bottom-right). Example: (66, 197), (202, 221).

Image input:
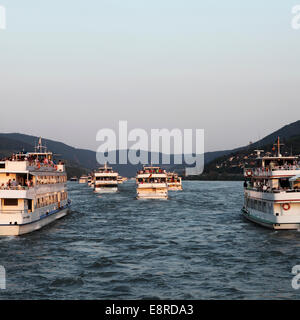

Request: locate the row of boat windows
(246, 198), (273, 213)
(137, 178), (167, 183)
(95, 177), (117, 181)
(3, 173), (67, 186)
(35, 175), (67, 184)
(35, 192), (68, 208)
(2, 192), (68, 208)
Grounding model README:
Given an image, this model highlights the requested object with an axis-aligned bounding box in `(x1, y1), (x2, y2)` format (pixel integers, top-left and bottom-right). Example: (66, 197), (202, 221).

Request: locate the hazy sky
(0, 0), (299, 152)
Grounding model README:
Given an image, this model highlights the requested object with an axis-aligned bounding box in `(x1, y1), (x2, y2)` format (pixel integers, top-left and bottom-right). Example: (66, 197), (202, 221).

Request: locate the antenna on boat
(34, 137), (48, 153)
(273, 136), (284, 157)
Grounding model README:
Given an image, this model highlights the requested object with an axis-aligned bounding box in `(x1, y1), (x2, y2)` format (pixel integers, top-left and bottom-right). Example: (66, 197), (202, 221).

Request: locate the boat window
(279, 179), (291, 189)
(4, 199), (18, 206)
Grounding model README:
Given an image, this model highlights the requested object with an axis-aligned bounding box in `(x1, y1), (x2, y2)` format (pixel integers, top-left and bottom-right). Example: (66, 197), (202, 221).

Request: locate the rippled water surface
(1, 181), (300, 299)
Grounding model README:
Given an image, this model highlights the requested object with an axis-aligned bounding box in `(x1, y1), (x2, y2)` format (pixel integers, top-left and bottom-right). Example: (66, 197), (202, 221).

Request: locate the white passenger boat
(136, 166), (168, 200)
(87, 175), (93, 187)
(79, 175), (88, 184)
(242, 137), (300, 230)
(94, 163), (118, 193)
(0, 138), (71, 236)
(167, 172), (183, 191)
(117, 176), (127, 184)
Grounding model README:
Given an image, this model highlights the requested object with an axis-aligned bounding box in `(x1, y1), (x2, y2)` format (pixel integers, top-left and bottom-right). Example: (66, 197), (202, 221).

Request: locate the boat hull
(168, 186), (182, 191)
(137, 191), (168, 200)
(94, 187), (118, 193)
(0, 205), (71, 236)
(241, 207), (300, 230)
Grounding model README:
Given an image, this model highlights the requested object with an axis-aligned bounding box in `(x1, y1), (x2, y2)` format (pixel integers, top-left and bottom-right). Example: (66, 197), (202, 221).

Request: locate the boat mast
(274, 136), (284, 157)
(35, 137), (47, 153)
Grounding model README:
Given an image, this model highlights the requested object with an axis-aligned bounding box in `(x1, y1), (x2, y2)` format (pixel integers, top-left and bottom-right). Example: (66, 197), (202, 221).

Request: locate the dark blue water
(1, 181), (300, 299)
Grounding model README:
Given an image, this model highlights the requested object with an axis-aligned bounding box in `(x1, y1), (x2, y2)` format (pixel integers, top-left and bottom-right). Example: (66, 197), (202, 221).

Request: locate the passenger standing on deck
(12, 179), (17, 187)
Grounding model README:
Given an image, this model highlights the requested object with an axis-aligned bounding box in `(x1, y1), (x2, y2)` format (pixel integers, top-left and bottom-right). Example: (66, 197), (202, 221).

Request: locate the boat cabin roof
(258, 155), (299, 167)
(98, 166), (113, 171)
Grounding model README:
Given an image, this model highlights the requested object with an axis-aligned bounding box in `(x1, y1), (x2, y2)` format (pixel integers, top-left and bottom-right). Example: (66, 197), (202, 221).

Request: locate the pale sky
(0, 0), (299, 152)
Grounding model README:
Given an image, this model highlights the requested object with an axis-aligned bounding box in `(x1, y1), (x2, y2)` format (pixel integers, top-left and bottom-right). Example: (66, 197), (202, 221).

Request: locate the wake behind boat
(242, 137), (300, 230)
(0, 138), (71, 236)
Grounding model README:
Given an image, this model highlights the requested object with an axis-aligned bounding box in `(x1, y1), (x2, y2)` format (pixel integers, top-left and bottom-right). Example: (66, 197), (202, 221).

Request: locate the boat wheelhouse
(242, 137), (300, 230)
(136, 166), (168, 199)
(94, 163), (118, 193)
(167, 172), (183, 191)
(0, 138), (71, 236)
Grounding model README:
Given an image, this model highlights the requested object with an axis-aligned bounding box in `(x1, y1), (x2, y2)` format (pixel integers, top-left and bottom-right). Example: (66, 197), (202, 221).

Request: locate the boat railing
(0, 186), (30, 191)
(0, 181), (65, 190)
(270, 165), (300, 171)
(137, 180), (167, 185)
(246, 166), (300, 177)
(246, 186), (300, 193)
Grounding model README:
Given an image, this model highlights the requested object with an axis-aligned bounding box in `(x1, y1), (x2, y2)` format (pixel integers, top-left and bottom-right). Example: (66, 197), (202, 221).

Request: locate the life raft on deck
(282, 203), (291, 211)
(245, 169), (253, 177)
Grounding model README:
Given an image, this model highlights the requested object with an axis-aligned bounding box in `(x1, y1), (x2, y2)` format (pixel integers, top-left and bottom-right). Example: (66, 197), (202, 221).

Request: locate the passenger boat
(167, 172), (183, 191)
(0, 138), (71, 236)
(70, 176), (78, 182)
(242, 137), (300, 230)
(79, 175), (88, 184)
(94, 163), (118, 193)
(136, 166), (168, 199)
(117, 176), (127, 184)
(87, 175), (93, 187)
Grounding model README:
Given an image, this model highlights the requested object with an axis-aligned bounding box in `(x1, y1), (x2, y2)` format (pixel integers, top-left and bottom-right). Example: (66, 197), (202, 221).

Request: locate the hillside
(1, 120), (299, 179)
(189, 121), (300, 180)
(0, 133), (229, 177)
(0, 134), (92, 179)
(0, 133), (98, 169)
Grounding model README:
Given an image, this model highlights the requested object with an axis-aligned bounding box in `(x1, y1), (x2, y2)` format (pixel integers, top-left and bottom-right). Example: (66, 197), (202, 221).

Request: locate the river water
(1, 181), (300, 299)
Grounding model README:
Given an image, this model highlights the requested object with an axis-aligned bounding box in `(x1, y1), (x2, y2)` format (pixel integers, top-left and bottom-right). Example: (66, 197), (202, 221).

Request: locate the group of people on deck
(0, 178), (33, 190)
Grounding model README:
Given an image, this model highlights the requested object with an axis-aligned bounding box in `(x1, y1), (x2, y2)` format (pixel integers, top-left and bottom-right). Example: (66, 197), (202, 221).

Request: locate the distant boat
(79, 175), (88, 184)
(167, 172), (183, 191)
(242, 137), (300, 230)
(70, 176), (78, 182)
(117, 176), (128, 184)
(87, 175), (93, 187)
(136, 166), (168, 200)
(94, 163), (118, 193)
(0, 138), (71, 236)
